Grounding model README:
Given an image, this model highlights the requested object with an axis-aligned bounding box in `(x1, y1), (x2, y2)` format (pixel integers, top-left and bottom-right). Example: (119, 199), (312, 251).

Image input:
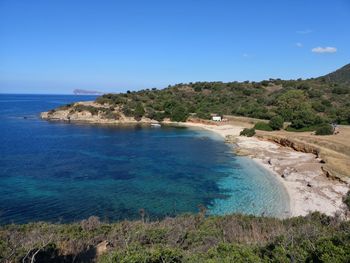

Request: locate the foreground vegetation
(89, 64), (350, 132)
(1, 212), (350, 263)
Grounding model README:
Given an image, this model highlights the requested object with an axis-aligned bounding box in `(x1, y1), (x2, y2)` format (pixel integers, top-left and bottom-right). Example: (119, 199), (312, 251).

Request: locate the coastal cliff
(254, 132), (350, 182)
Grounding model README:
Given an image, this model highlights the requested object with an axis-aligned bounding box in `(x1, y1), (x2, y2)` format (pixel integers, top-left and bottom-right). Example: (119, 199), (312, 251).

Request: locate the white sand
(179, 122), (349, 218)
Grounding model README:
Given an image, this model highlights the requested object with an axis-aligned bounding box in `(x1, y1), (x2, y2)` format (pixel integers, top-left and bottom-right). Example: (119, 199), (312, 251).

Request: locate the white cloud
(311, 46), (337, 53)
(296, 29), (312, 34)
(242, 53), (249, 57)
(296, 42), (303, 48)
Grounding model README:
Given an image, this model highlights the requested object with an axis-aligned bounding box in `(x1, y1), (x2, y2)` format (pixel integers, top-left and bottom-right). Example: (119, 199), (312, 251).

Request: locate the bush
(153, 112), (165, 122)
(254, 122), (273, 131)
(332, 87), (348, 94)
(81, 216), (101, 231)
(311, 239), (348, 262)
(315, 124), (334, 135)
(134, 103), (145, 121)
(103, 110), (120, 120)
(269, 116), (284, 130)
(190, 243), (262, 263)
(100, 245), (183, 263)
(196, 110), (211, 120)
(122, 105), (133, 117)
(170, 105), (189, 122)
(240, 128), (255, 137)
(73, 105), (99, 115)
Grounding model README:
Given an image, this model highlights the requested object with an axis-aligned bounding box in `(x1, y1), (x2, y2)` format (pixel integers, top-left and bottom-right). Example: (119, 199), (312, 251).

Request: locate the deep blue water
(0, 94), (289, 224)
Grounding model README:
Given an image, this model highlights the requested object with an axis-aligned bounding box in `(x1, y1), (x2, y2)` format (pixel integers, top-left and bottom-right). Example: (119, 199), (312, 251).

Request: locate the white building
(212, 116), (222, 121)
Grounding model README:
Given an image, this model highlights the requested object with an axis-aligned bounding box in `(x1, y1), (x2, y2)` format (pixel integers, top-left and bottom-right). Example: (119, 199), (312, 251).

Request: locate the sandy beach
(180, 121), (349, 218)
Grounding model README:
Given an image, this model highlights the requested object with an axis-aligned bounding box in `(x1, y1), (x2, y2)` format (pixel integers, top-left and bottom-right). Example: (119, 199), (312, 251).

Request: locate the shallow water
(0, 94), (289, 224)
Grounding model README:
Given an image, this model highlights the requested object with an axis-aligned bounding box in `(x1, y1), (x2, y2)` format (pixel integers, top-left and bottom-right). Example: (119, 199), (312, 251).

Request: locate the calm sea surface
(0, 94), (289, 224)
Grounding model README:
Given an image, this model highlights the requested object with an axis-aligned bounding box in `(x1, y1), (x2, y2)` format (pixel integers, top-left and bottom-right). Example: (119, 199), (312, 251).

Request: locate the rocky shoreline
(180, 122), (349, 218)
(41, 101), (159, 124)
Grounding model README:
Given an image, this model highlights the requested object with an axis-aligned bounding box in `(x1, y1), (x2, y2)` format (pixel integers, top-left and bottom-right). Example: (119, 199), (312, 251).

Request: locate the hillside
(43, 64), (350, 129)
(1, 212), (350, 262)
(321, 63), (350, 84)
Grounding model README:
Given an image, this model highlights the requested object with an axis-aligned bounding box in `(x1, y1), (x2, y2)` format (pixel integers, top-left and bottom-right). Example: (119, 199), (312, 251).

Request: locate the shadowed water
(0, 94), (289, 224)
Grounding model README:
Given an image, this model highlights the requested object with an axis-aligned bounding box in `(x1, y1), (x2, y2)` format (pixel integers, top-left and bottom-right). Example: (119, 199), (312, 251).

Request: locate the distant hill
(73, 89), (103, 95)
(321, 63), (350, 84)
(94, 63), (350, 125)
(47, 63), (350, 127)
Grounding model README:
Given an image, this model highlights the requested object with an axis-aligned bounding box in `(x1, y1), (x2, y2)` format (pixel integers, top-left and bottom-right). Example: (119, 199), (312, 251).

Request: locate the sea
(0, 94), (289, 224)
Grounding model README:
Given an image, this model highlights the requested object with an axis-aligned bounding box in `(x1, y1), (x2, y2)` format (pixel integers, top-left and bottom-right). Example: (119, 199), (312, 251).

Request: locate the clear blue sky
(0, 0), (349, 94)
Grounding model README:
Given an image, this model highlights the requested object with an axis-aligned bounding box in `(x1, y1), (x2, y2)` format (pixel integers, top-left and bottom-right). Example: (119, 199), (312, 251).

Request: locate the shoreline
(177, 121), (349, 218)
(41, 113), (349, 218)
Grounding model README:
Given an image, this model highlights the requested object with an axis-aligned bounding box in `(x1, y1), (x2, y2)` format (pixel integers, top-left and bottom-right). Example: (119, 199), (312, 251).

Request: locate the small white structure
(212, 116), (222, 122)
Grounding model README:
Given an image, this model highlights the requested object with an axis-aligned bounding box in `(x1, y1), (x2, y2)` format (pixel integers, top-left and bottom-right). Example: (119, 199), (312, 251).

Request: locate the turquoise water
(0, 94), (289, 224)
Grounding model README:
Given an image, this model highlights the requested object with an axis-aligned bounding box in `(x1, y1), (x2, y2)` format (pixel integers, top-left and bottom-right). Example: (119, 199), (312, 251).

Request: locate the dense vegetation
(240, 128), (256, 137)
(1, 212), (349, 263)
(92, 64), (350, 131)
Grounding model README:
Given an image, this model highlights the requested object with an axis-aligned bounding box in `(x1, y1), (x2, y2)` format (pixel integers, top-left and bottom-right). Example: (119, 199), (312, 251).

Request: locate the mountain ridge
(320, 63), (350, 84)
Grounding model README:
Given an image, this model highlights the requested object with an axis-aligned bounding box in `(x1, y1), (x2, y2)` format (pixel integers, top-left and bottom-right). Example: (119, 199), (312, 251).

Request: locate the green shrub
(101, 109), (120, 120)
(311, 239), (349, 263)
(134, 103), (145, 121)
(254, 122), (273, 131)
(196, 110), (211, 120)
(269, 116), (284, 130)
(332, 87), (348, 94)
(122, 105), (133, 117)
(99, 245), (183, 263)
(188, 243), (262, 263)
(153, 112), (165, 122)
(170, 105), (189, 122)
(73, 105), (99, 115)
(315, 124), (334, 135)
(240, 128), (256, 137)
(289, 107), (322, 129)
(312, 101), (326, 112)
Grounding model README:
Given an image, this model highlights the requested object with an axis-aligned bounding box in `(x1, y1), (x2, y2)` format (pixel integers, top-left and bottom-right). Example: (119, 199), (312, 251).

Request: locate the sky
(0, 0), (349, 94)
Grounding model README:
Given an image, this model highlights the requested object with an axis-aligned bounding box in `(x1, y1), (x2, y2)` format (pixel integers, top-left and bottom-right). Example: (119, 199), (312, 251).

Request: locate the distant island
(73, 89), (104, 95)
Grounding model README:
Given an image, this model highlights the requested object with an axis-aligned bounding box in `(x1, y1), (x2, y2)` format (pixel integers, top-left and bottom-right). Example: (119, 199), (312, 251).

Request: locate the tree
(134, 103), (145, 121)
(276, 90), (321, 129)
(315, 124), (334, 135)
(290, 106), (319, 129)
(276, 90), (308, 121)
(170, 105), (189, 122)
(269, 116), (284, 130)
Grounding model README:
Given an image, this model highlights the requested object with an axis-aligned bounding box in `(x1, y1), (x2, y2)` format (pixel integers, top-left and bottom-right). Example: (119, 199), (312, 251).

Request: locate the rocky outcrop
(41, 101), (157, 125)
(257, 135), (321, 157)
(254, 133), (350, 184)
